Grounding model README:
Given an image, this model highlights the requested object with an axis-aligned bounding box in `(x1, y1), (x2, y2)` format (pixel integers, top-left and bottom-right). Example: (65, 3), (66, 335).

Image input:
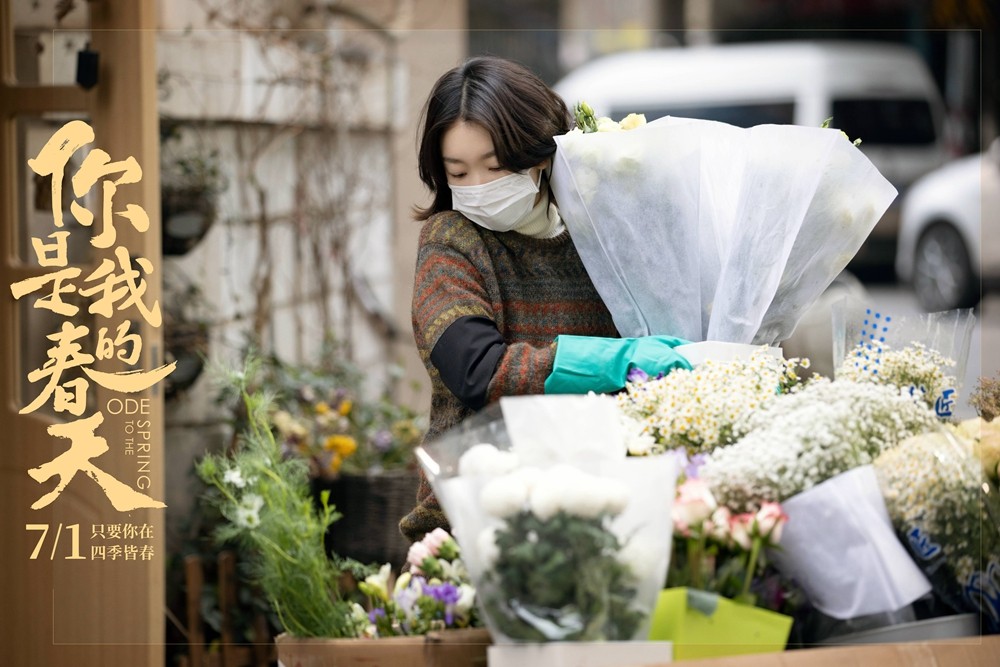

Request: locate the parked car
(553, 41), (948, 268)
(895, 138), (1000, 311)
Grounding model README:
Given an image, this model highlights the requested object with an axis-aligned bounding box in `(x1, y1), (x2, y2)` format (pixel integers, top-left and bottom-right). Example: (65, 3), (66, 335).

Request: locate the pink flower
(707, 506), (732, 544)
(407, 541), (432, 573)
(729, 513), (754, 551)
(754, 502), (788, 546)
(672, 479), (718, 536)
(422, 527), (452, 556)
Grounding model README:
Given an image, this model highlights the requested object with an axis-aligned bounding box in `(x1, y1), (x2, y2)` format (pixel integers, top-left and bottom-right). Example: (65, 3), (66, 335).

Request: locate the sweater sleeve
(412, 218), (556, 405)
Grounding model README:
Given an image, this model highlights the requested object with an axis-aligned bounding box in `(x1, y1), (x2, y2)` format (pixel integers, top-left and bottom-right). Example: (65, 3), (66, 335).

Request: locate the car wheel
(912, 222), (980, 311)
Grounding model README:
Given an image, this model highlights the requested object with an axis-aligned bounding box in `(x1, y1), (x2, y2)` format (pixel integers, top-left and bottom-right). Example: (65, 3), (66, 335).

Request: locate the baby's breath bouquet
(701, 378), (939, 511)
(617, 349), (806, 456)
(875, 428), (1000, 631)
(832, 300), (975, 419)
(701, 378), (938, 619)
(197, 360), (366, 638)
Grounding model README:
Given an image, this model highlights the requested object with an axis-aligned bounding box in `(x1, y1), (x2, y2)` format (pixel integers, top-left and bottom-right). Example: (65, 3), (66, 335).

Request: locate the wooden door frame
(0, 1), (163, 665)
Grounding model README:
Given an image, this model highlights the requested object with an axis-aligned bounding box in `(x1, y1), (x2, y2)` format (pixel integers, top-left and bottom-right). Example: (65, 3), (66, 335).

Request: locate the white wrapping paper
(551, 116), (898, 344)
(768, 465), (931, 619)
(415, 395), (678, 642)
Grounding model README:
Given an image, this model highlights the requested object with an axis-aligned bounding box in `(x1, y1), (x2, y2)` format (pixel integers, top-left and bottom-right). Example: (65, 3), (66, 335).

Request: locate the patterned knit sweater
(399, 210), (618, 543)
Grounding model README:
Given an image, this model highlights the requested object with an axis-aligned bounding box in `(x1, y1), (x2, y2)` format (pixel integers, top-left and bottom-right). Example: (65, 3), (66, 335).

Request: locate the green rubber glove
(544, 335), (693, 395)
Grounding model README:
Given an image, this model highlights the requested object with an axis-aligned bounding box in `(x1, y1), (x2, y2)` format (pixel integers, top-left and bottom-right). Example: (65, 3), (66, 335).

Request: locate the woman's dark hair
(413, 56), (571, 220)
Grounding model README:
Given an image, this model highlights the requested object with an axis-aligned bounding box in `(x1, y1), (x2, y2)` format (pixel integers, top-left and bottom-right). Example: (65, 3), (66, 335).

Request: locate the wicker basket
(311, 470), (419, 566)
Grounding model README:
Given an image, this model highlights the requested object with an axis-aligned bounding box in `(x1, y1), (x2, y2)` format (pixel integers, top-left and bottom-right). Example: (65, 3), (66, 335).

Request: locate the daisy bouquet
(874, 428), (1000, 631)
(415, 395), (678, 642)
(832, 297), (975, 418)
(617, 348), (806, 456)
(550, 104), (897, 344)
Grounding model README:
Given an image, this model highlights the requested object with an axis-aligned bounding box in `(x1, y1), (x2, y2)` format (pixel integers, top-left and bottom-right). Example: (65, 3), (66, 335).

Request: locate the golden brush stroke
(83, 362), (176, 393)
(28, 412), (167, 511)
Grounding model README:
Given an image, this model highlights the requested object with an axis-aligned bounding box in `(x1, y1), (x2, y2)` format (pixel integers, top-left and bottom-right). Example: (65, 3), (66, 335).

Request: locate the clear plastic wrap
(551, 116), (897, 345)
(415, 395), (678, 643)
(832, 296), (976, 418)
(874, 427), (1000, 632)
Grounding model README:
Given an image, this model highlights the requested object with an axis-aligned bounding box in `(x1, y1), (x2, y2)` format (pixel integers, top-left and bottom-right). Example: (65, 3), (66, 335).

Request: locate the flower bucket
(424, 627), (492, 667)
(275, 629), (492, 667)
(647, 587), (792, 660)
(275, 633), (425, 667)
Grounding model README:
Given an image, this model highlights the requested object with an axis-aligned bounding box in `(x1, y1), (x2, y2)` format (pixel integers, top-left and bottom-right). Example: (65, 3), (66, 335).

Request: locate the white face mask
(449, 169), (541, 232)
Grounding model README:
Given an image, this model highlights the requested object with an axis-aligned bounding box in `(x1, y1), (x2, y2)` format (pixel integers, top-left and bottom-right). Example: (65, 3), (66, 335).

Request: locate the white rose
(456, 583), (476, 616)
(458, 444), (498, 476)
(480, 474), (531, 518)
(529, 476), (565, 522)
(458, 444), (520, 477)
(618, 113), (647, 130)
(596, 116), (622, 132)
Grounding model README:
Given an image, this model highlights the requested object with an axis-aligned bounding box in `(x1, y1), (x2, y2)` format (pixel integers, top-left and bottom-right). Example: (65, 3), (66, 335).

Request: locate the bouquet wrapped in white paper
(551, 113), (897, 344)
(415, 395), (678, 643)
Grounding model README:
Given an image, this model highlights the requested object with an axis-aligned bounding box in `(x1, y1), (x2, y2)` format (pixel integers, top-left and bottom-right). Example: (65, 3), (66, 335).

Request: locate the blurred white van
(553, 41), (948, 268)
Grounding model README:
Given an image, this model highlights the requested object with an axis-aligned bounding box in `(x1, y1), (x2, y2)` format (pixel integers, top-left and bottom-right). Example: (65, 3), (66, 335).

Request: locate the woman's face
(441, 120), (544, 189)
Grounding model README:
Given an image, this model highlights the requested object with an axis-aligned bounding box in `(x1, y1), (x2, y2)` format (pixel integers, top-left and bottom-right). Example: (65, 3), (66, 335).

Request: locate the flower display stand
(276, 627), (491, 667)
(486, 641), (673, 667)
(647, 588), (792, 661)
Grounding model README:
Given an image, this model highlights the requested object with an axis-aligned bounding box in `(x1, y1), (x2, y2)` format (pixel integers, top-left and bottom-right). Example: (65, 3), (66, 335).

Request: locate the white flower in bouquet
(458, 443), (520, 477)
(837, 341), (956, 411)
(481, 467), (540, 518)
(617, 350), (805, 456)
(702, 378), (938, 512)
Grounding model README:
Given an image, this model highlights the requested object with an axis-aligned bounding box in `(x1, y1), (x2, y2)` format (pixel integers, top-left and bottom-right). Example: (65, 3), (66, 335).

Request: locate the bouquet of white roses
(550, 104), (897, 344)
(415, 395), (678, 643)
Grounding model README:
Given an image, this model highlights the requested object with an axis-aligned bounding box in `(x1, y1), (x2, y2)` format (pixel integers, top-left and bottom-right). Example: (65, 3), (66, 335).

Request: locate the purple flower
(368, 607), (386, 623)
(670, 447), (706, 479)
(372, 429), (394, 453)
(626, 367), (649, 384)
(422, 581), (461, 626)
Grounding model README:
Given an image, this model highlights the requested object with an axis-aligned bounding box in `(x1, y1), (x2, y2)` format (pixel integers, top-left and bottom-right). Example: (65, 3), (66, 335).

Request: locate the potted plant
(160, 123), (227, 255)
(197, 359), (488, 667)
(239, 342), (426, 567)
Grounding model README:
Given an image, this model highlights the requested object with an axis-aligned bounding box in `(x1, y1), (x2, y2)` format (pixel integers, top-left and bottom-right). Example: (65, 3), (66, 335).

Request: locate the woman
(399, 56), (689, 542)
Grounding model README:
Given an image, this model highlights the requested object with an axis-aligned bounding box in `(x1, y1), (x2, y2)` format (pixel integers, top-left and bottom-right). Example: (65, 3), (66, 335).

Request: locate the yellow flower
(314, 401), (331, 415)
(323, 434), (357, 457)
(338, 399), (353, 417)
(327, 453), (344, 474)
